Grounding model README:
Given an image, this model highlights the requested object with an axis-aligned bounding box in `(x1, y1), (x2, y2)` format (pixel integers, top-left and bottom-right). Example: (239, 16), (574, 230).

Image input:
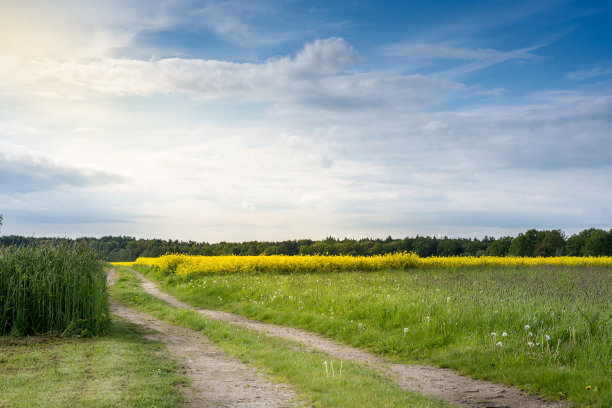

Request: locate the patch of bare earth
(135, 271), (568, 408)
(107, 269), (301, 408)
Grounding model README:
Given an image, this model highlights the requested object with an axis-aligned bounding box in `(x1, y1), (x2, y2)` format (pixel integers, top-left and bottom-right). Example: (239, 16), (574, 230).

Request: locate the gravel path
(134, 270), (568, 408)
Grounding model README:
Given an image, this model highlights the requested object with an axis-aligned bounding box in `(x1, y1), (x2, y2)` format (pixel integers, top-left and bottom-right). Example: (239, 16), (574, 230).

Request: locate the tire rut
(108, 269), (301, 408)
(134, 270), (568, 408)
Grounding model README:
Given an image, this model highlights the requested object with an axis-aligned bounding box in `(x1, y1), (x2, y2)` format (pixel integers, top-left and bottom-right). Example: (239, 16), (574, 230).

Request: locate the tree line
(1, 228), (611, 261)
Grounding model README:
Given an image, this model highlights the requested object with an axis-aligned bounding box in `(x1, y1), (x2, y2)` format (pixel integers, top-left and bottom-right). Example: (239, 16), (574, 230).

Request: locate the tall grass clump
(0, 243), (110, 336)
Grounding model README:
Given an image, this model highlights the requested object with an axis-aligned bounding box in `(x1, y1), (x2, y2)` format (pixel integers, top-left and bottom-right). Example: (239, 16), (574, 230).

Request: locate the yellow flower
(586, 385), (592, 390)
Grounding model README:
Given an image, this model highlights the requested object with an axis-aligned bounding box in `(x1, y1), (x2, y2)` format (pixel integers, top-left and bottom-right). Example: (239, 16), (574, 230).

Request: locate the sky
(1, 0), (611, 241)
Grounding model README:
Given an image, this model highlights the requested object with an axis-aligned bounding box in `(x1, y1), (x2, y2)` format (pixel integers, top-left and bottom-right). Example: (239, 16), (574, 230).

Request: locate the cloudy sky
(1, 0), (611, 241)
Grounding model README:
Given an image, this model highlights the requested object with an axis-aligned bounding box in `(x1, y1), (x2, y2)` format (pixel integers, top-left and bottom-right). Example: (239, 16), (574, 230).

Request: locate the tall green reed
(0, 243), (110, 336)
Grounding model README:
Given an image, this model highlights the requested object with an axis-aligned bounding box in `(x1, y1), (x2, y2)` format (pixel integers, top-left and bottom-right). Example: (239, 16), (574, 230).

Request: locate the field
(127, 254), (612, 407)
(110, 266), (452, 408)
(2, 247), (611, 407)
(118, 252), (612, 275)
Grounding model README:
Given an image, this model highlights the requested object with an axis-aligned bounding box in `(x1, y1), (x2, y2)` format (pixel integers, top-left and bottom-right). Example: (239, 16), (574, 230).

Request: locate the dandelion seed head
(502, 332), (508, 337)
(545, 334), (550, 341)
(524, 325), (530, 330)
(491, 332), (497, 337)
(496, 341), (503, 347)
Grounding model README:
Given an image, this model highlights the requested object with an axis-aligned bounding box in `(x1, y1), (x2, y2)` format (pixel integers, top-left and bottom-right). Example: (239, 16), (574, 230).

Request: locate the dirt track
(133, 270), (568, 408)
(108, 269), (301, 408)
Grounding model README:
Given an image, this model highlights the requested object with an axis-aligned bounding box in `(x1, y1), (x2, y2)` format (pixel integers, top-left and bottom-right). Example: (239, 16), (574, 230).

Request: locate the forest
(1, 227), (611, 261)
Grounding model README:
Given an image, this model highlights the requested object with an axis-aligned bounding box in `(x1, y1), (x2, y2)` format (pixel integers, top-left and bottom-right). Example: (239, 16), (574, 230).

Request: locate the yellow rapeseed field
(113, 253), (612, 277)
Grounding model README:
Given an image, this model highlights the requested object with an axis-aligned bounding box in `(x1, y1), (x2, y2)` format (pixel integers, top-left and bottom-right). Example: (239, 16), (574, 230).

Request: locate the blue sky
(1, 0), (611, 241)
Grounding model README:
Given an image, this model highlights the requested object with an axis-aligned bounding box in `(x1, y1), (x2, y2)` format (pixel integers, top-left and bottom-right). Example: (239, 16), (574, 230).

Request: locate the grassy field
(0, 318), (186, 408)
(110, 266), (451, 407)
(119, 253), (612, 275)
(134, 262), (612, 407)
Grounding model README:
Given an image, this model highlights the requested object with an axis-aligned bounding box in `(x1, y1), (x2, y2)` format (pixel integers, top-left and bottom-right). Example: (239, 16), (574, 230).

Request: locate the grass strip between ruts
(110, 266), (452, 408)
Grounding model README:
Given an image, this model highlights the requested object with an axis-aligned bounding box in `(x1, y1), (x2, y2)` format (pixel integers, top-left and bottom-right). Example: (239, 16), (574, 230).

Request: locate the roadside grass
(111, 266), (452, 408)
(0, 318), (186, 408)
(137, 264), (612, 408)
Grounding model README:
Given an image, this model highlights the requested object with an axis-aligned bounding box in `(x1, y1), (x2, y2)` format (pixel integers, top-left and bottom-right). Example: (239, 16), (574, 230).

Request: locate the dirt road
(108, 269), (301, 408)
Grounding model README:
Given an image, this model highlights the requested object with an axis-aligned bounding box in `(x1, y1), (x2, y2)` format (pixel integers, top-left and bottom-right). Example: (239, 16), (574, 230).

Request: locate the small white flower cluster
(491, 332), (506, 348)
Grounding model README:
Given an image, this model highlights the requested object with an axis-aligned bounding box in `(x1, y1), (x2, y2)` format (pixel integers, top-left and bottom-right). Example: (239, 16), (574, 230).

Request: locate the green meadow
(138, 264), (612, 407)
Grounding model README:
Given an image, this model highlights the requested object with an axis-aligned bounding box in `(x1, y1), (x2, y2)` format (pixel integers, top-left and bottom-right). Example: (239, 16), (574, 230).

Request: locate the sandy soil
(107, 269), (301, 408)
(134, 271), (568, 408)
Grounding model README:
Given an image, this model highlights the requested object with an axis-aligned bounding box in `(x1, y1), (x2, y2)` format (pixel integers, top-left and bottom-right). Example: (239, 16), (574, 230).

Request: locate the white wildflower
(527, 342), (534, 347)
(502, 332), (508, 337)
(404, 327), (409, 334)
(496, 341), (503, 347)
(524, 325), (530, 330)
(528, 332), (533, 337)
(545, 334), (550, 341)
(491, 332), (497, 337)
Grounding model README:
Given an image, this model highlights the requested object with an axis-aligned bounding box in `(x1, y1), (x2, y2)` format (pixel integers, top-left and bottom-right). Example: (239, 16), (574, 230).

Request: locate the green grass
(112, 266), (452, 408)
(0, 243), (110, 336)
(138, 264), (612, 407)
(0, 318), (186, 408)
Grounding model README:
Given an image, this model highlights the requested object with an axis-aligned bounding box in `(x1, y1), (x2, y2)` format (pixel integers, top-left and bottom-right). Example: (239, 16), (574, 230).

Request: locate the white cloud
(383, 42), (546, 77)
(566, 66), (612, 81)
(193, 0), (285, 45)
(0, 144), (124, 193)
(28, 38), (356, 97)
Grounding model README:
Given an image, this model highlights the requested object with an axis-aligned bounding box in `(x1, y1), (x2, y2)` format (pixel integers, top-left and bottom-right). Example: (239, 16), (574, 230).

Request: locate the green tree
(0, 214), (2, 234)
(509, 229), (540, 256)
(413, 236), (437, 257)
(486, 236), (512, 256)
(437, 239), (460, 256)
(566, 228), (596, 256)
(535, 230), (566, 257)
(583, 229), (612, 256)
